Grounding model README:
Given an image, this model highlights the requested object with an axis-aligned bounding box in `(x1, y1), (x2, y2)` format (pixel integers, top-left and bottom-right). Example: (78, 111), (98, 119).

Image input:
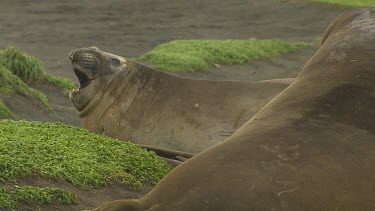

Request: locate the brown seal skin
(68, 48), (290, 153)
(84, 8), (375, 211)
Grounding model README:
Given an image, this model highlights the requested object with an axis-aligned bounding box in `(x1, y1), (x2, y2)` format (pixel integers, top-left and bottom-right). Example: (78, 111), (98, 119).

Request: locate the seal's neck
(79, 62), (161, 130)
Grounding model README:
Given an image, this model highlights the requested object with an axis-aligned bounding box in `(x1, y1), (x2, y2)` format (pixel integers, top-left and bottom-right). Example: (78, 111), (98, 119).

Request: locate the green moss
(12, 186), (77, 206)
(0, 186), (76, 210)
(0, 120), (172, 190)
(0, 47), (75, 94)
(310, 0), (375, 7)
(0, 187), (16, 210)
(139, 39), (312, 72)
(0, 65), (48, 107)
(0, 100), (15, 119)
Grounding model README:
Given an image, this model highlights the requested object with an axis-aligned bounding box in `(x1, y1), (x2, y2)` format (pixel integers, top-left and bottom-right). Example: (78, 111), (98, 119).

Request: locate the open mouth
(74, 68), (92, 90)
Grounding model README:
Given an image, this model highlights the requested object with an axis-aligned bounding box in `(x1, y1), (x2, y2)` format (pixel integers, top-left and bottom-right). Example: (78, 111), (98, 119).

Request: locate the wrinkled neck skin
(76, 74), (115, 118)
(78, 61), (164, 131)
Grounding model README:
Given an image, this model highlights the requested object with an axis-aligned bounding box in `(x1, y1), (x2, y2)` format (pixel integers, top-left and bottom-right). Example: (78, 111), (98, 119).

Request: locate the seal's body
(69, 48), (289, 153)
(86, 8), (375, 211)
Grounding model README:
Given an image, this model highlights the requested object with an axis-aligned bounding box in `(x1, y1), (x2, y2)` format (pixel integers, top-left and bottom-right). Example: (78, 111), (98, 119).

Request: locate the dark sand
(0, 0), (347, 210)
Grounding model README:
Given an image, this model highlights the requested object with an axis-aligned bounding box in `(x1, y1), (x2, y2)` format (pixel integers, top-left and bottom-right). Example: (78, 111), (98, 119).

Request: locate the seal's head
(69, 46), (127, 113)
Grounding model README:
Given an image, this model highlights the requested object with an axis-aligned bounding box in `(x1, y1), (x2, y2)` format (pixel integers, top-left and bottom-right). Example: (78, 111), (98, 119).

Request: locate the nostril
(76, 53), (97, 72)
(69, 50), (75, 61)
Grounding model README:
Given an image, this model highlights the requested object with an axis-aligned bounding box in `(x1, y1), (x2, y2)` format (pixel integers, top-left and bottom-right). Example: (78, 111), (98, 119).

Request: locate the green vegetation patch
(311, 0), (375, 7)
(139, 39), (312, 72)
(0, 120), (172, 190)
(0, 100), (15, 119)
(0, 65), (48, 107)
(45, 75), (75, 94)
(0, 47), (77, 114)
(0, 186), (77, 210)
(0, 47), (75, 94)
(0, 47), (46, 83)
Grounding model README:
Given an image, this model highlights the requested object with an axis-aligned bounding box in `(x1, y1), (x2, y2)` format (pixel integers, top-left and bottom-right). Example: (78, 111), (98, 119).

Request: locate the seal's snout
(68, 50), (75, 61)
(88, 46), (100, 51)
(76, 53), (97, 71)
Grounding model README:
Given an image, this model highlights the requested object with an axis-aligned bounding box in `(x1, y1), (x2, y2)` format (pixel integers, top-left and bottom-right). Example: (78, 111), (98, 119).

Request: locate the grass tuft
(0, 65), (48, 107)
(0, 186), (77, 210)
(0, 47), (46, 83)
(0, 47), (75, 94)
(139, 39), (312, 72)
(45, 75), (76, 94)
(0, 120), (172, 190)
(0, 100), (15, 119)
(310, 0), (375, 7)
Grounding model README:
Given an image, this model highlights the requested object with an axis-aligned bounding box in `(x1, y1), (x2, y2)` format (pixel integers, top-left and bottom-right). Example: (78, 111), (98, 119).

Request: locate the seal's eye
(109, 58), (121, 66)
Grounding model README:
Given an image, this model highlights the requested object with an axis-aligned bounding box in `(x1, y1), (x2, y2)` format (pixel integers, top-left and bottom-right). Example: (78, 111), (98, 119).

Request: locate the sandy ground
(0, 0), (349, 210)
(0, 0), (345, 81)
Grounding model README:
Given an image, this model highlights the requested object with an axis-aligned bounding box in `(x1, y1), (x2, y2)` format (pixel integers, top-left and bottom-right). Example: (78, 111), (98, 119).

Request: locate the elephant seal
(86, 8), (375, 211)
(68, 47), (290, 153)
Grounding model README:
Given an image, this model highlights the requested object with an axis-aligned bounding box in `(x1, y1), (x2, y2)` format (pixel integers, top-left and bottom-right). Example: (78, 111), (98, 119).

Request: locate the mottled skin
(69, 47), (290, 153)
(85, 8), (375, 211)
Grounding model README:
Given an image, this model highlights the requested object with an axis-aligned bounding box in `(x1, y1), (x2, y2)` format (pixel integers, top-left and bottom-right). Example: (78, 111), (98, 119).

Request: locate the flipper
(138, 144), (195, 166)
